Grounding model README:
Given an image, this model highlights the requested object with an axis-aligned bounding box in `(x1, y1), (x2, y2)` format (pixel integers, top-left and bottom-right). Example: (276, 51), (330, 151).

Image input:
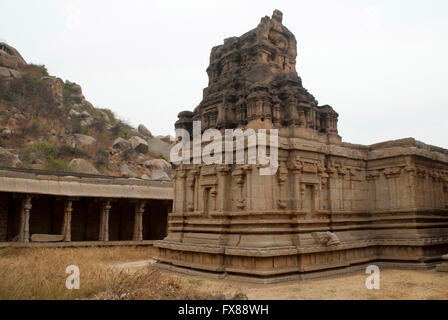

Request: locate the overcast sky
(1, 0), (447, 148)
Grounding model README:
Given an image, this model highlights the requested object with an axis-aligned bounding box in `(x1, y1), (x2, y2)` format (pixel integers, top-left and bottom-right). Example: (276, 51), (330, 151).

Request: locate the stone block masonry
(154, 10), (448, 282)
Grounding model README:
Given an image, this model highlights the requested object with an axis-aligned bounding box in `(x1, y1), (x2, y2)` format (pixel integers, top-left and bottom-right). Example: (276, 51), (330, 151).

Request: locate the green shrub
(118, 130), (131, 139)
(94, 150), (109, 168)
(73, 96), (82, 104)
(98, 108), (116, 124)
(3, 91), (14, 101)
(30, 119), (42, 135)
(32, 141), (58, 159)
(81, 102), (94, 114)
(115, 124), (133, 139)
(58, 144), (88, 157)
(44, 157), (72, 172)
(2, 113), (11, 122)
(71, 122), (89, 135)
(27, 64), (49, 77)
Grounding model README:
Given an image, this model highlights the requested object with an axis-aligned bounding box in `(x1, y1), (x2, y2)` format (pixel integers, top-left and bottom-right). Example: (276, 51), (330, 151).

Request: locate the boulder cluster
(0, 42), (174, 180)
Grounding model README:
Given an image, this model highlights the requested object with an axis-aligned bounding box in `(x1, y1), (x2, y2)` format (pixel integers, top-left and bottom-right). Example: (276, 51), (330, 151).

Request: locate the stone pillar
(243, 165), (253, 210)
(186, 168), (199, 212)
(18, 195), (32, 243)
(314, 184), (321, 210)
(99, 200), (112, 241)
(405, 157), (417, 208)
(62, 199), (73, 242)
(133, 200), (147, 241)
(277, 164), (288, 209)
(291, 168), (301, 210)
(366, 171), (380, 211)
(217, 165), (230, 212)
(178, 169), (187, 213)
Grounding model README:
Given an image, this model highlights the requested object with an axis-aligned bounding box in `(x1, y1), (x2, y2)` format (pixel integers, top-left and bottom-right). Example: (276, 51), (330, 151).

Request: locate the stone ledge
(152, 260), (441, 284)
(154, 240), (225, 254)
(0, 240), (156, 248)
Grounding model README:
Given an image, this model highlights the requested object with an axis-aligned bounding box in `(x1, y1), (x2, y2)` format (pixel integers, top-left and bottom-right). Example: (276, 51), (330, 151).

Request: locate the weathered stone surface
(129, 136), (149, 154)
(138, 124), (152, 137)
(436, 254), (448, 272)
(144, 159), (171, 171)
(69, 158), (100, 175)
(41, 76), (64, 107)
(31, 234), (64, 242)
(141, 174), (151, 180)
(0, 42), (26, 69)
(175, 9), (338, 137)
(0, 128), (12, 139)
(157, 135), (174, 144)
(151, 169), (171, 181)
(9, 69), (21, 80)
(0, 66), (11, 78)
(64, 80), (84, 100)
(69, 109), (93, 126)
(147, 137), (171, 159)
(154, 10), (448, 282)
(113, 137), (131, 150)
(120, 164), (137, 178)
(0, 147), (21, 167)
(66, 134), (96, 148)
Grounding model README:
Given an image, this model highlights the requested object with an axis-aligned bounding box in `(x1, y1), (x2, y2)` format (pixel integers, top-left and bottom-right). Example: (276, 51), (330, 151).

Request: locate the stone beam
(0, 172), (173, 200)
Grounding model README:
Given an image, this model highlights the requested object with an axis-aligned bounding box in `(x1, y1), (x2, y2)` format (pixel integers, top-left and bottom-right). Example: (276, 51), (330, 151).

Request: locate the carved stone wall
(155, 11), (448, 282)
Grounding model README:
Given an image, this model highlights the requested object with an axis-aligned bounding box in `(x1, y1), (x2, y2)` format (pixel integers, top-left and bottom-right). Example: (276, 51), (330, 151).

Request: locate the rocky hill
(0, 42), (173, 180)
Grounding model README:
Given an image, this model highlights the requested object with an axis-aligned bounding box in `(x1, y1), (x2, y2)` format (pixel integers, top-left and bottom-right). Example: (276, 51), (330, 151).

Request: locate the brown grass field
(0, 246), (446, 300)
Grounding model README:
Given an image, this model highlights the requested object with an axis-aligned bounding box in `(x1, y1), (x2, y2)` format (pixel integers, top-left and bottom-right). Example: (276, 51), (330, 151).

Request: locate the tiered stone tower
(154, 10), (448, 282)
(175, 10), (339, 139)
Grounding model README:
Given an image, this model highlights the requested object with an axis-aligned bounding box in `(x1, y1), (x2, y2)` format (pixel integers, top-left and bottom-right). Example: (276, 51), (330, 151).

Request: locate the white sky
(1, 0), (447, 148)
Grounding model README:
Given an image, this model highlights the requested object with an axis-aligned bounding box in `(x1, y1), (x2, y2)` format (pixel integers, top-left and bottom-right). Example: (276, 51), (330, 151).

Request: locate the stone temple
(154, 10), (448, 281)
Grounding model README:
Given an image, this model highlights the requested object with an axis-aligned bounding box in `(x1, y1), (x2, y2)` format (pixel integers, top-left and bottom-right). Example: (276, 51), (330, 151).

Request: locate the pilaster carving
(62, 198), (74, 242)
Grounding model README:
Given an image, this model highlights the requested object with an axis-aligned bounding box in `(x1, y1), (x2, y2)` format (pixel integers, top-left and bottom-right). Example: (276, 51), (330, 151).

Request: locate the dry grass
(0, 247), (228, 300)
(1, 246), (446, 300)
(93, 269), (228, 300)
(0, 246), (153, 300)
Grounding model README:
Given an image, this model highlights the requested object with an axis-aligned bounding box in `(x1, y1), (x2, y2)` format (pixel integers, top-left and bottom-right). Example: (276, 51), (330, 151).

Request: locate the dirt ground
(112, 259), (448, 300)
